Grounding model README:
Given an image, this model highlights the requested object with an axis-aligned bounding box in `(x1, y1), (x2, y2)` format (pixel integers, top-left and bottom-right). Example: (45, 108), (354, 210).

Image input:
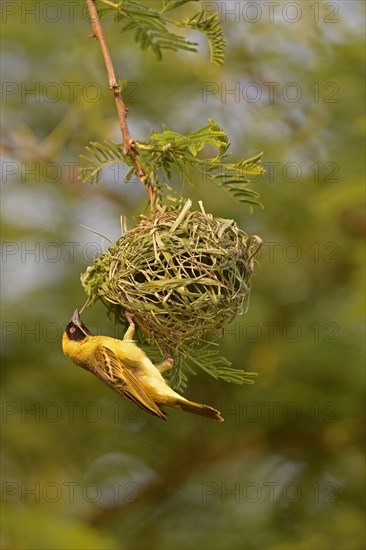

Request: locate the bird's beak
(69, 309), (92, 336)
(71, 309), (81, 326)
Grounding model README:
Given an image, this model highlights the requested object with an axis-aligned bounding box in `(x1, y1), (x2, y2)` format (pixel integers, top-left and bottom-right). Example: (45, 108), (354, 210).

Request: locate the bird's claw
(164, 347), (174, 367)
(125, 312), (135, 326)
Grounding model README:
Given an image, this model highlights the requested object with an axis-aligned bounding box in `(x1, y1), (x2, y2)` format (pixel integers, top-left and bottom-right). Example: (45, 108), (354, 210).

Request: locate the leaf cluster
(80, 120), (264, 207)
(143, 340), (257, 392)
(96, 0), (225, 65)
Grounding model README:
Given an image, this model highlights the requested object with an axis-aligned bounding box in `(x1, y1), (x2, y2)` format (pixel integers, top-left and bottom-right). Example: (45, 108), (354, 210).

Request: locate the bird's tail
(173, 398), (224, 422)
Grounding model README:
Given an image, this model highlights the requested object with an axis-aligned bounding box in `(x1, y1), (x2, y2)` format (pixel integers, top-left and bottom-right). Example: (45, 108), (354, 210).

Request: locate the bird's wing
(98, 346), (167, 421)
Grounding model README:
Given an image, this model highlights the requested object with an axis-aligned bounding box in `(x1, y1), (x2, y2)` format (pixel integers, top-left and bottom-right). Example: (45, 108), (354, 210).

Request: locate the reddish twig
(85, 0), (154, 208)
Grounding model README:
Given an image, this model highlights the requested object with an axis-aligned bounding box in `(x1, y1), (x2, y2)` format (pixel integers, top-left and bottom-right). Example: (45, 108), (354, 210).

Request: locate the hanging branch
(82, 1), (263, 208)
(85, 0), (154, 207)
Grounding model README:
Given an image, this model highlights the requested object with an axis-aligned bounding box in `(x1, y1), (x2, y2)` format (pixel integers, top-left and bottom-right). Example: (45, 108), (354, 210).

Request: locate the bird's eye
(70, 327), (76, 334)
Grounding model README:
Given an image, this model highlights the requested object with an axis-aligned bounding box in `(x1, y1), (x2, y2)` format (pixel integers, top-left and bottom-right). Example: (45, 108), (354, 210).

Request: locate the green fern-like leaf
(149, 120), (228, 156)
(201, 151), (264, 206)
(177, 9), (226, 66)
(79, 139), (131, 184)
(161, 0), (199, 12)
(171, 343), (257, 391)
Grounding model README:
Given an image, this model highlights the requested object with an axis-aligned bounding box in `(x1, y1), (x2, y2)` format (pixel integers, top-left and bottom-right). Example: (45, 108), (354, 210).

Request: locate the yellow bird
(62, 310), (224, 422)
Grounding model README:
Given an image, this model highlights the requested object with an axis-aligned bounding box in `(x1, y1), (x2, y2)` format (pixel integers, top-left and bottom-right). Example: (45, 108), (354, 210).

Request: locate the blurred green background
(1, 1), (365, 549)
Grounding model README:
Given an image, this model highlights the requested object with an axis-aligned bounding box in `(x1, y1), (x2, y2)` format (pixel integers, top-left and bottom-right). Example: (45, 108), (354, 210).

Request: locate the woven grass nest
(81, 200), (261, 352)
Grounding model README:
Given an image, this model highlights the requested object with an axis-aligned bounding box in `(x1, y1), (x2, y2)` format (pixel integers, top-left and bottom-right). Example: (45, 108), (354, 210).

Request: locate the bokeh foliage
(1, 1), (365, 549)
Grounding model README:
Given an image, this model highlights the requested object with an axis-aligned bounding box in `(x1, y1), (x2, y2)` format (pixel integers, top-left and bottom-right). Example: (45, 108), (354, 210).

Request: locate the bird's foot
(125, 311), (135, 326)
(124, 312), (136, 340)
(156, 348), (174, 374)
(164, 347), (174, 367)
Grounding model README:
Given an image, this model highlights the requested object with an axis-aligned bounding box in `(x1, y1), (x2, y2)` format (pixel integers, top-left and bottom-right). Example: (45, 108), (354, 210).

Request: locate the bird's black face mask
(65, 322), (91, 341)
(66, 310), (92, 341)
